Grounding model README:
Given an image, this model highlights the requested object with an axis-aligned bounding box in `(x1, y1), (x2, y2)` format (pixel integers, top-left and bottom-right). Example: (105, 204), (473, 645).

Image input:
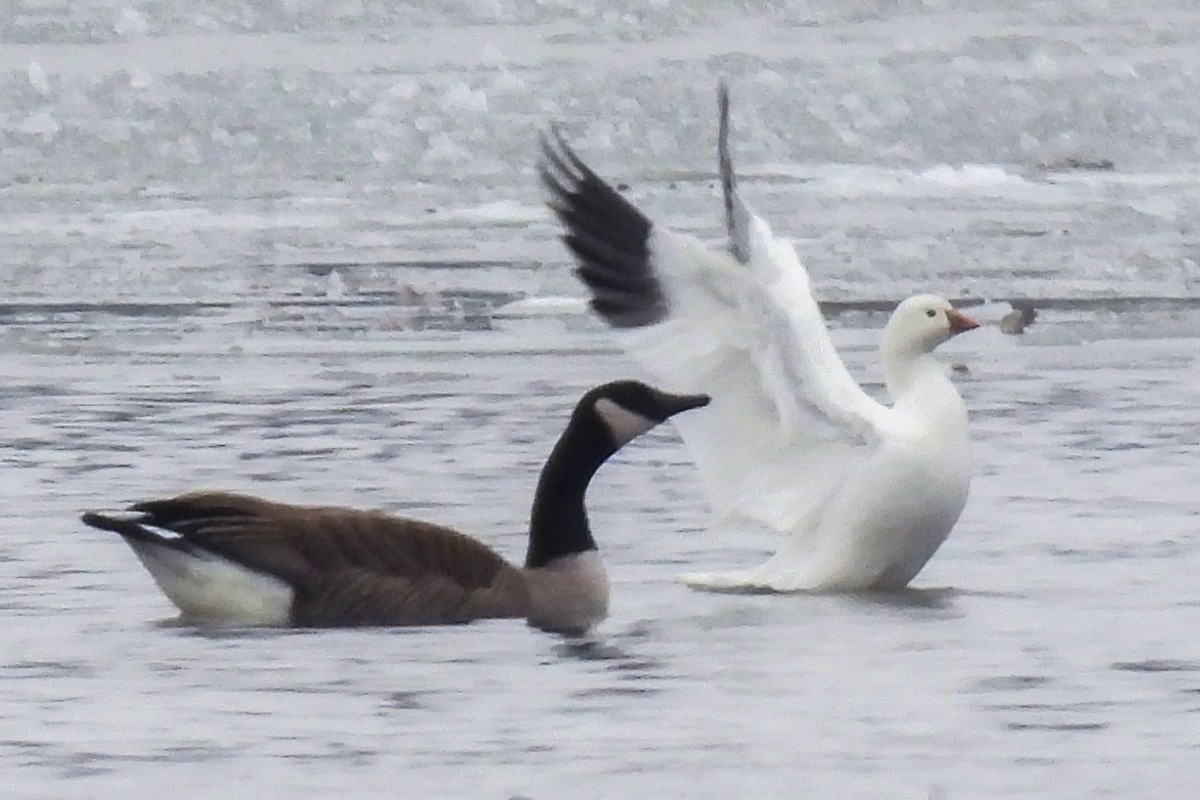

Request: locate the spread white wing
(540, 110), (894, 537)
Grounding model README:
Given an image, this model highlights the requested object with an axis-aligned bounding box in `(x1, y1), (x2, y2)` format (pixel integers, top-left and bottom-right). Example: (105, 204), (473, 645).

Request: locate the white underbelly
(806, 444), (971, 589)
(129, 540), (294, 626)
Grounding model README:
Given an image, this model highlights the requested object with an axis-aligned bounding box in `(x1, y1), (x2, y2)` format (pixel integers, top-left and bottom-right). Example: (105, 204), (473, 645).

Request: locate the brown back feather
(294, 567), (528, 627)
(136, 492), (519, 607)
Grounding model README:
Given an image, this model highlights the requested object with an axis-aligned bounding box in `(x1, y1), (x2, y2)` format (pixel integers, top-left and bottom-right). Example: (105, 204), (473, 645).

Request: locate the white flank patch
(127, 540), (293, 626)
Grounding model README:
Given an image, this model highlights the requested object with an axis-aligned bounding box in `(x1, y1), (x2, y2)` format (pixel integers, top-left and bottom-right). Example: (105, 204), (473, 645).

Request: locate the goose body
(539, 88), (979, 592)
(82, 381), (708, 632)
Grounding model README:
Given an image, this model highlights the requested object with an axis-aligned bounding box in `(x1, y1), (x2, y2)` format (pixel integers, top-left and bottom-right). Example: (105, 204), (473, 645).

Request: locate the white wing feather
(538, 117), (892, 539)
(614, 210), (893, 536)
(542, 92), (971, 590)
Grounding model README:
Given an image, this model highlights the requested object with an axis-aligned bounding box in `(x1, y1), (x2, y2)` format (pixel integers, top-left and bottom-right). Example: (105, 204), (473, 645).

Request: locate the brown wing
(294, 565), (529, 627)
(131, 491), (528, 625)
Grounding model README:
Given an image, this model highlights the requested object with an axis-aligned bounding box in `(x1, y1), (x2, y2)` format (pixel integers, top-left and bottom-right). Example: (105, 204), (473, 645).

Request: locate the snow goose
(80, 380), (709, 632)
(538, 87), (979, 592)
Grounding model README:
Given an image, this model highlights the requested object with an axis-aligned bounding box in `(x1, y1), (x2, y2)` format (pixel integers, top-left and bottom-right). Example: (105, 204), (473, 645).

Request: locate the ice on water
(2, 3), (1200, 799)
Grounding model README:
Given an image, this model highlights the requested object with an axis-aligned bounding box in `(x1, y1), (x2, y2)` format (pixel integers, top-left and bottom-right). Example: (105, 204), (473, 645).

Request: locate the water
(2, 2), (1199, 798)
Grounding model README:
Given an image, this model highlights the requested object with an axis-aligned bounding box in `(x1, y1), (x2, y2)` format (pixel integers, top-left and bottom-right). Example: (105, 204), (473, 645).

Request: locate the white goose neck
(881, 336), (930, 401)
(885, 354), (968, 438)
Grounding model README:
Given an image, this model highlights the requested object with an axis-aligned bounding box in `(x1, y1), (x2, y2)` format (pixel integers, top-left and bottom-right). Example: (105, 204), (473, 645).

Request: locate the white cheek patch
(594, 397), (656, 446)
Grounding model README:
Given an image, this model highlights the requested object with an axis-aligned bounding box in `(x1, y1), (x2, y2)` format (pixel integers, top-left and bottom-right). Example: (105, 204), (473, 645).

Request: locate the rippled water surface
(3, 3), (1200, 799)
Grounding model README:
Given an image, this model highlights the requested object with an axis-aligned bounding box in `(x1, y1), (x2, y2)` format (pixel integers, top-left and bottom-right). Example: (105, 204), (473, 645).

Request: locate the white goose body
(741, 357), (972, 591)
(540, 87), (979, 592)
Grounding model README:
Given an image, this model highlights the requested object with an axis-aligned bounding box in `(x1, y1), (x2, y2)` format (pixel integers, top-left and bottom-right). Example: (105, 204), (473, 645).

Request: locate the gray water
(2, 2), (1199, 798)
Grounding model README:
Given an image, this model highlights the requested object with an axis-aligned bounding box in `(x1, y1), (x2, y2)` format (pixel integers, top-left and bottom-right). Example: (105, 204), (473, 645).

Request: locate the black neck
(524, 413), (617, 569)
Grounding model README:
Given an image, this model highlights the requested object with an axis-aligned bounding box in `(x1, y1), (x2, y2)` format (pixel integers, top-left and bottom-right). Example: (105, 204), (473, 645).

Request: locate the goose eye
(925, 309), (937, 318)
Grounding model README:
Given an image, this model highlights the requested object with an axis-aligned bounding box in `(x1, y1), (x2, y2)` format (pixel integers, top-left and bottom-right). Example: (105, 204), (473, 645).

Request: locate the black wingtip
(538, 128), (668, 329)
(718, 80), (733, 196)
(718, 80), (751, 265)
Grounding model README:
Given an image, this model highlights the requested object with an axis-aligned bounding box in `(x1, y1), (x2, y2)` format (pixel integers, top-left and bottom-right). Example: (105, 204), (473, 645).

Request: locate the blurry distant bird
(999, 301), (1036, 335)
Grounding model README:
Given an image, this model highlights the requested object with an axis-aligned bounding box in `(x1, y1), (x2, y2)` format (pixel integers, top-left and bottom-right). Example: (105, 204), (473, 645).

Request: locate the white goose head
(881, 294), (979, 397)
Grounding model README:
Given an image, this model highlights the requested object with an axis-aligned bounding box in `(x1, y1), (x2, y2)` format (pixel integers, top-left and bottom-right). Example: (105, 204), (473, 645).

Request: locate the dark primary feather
(718, 81), (752, 266)
(538, 128), (667, 328)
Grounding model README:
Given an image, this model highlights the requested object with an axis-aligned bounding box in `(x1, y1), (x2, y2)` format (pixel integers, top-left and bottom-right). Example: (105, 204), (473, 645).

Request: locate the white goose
(538, 86), (980, 592)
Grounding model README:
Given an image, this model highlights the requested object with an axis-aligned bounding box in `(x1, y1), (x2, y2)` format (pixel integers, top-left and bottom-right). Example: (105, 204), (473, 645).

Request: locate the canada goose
(538, 86), (979, 592)
(81, 380), (709, 632)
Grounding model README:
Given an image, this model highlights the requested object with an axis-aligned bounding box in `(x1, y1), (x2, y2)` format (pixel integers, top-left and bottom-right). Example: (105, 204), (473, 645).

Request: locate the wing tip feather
(537, 126), (667, 328)
(718, 80), (751, 266)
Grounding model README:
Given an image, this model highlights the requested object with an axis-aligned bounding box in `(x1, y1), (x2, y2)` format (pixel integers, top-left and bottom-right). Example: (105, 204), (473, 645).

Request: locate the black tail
(81, 511), (173, 547)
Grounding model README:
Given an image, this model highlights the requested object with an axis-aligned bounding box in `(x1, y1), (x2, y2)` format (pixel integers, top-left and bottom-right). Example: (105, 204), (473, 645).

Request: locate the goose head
(525, 380), (710, 575)
(586, 380), (712, 448)
(534, 379), (710, 511)
(885, 294), (980, 352)
(881, 295), (979, 396)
